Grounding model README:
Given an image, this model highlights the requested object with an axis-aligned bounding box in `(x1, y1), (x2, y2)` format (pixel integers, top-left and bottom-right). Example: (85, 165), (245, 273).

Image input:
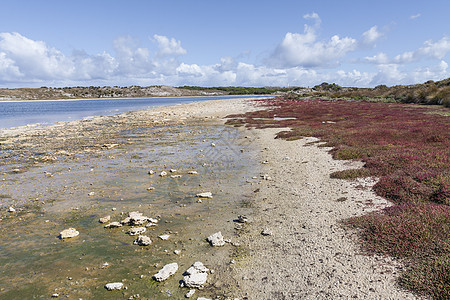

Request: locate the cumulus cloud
(362, 26), (383, 45)
(365, 52), (390, 64)
(418, 36), (450, 59)
(268, 14), (357, 68)
(365, 36), (450, 65)
(0, 32), (190, 85)
(0, 32), (73, 80)
(0, 26), (448, 89)
(153, 34), (186, 57)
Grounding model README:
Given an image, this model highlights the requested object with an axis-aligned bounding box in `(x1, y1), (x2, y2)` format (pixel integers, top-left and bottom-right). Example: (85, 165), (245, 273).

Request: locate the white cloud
(362, 26), (383, 45)
(0, 52), (22, 80)
(0, 32), (73, 79)
(112, 35), (153, 75)
(0, 32), (191, 85)
(365, 52), (390, 64)
(410, 13), (421, 20)
(303, 12), (321, 26)
(365, 36), (450, 66)
(176, 62), (203, 77)
(268, 25), (357, 68)
(153, 34), (187, 57)
(418, 36), (450, 59)
(0, 27), (448, 89)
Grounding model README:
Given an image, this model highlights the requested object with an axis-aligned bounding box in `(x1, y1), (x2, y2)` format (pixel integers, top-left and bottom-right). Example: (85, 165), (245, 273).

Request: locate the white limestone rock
(99, 215), (111, 223)
(133, 235), (152, 246)
(185, 289), (196, 298)
(59, 228), (79, 239)
(153, 263), (178, 282)
(104, 222), (122, 228)
(159, 234), (170, 240)
(105, 282), (123, 291)
(127, 227), (146, 236)
(196, 192), (213, 198)
(206, 232), (225, 247)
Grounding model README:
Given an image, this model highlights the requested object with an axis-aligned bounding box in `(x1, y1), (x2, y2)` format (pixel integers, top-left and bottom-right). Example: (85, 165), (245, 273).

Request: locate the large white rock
(59, 228), (79, 239)
(182, 261), (209, 288)
(153, 263), (178, 282)
(183, 272), (208, 288)
(133, 235), (152, 246)
(105, 282), (123, 291)
(185, 261), (209, 275)
(206, 232), (225, 247)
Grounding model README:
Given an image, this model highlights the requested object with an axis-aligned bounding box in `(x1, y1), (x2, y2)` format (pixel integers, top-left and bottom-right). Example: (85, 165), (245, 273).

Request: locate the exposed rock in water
(196, 192), (213, 198)
(99, 215), (111, 223)
(207, 232), (225, 247)
(133, 235), (152, 246)
(104, 222), (122, 228)
(105, 282), (123, 291)
(121, 211), (154, 226)
(127, 227), (146, 236)
(153, 263), (178, 282)
(182, 261), (209, 288)
(59, 228), (79, 239)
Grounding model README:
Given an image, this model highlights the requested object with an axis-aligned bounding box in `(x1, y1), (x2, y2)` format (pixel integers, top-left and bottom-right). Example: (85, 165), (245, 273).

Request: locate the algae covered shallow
(0, 118), (260, 299)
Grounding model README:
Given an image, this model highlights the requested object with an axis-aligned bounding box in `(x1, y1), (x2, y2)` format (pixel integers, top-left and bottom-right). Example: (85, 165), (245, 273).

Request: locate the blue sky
(0, 0), (449, 88)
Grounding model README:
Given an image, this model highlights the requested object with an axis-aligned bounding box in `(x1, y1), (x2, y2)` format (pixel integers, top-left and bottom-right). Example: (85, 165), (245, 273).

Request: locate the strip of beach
(0, 97), (418, 299)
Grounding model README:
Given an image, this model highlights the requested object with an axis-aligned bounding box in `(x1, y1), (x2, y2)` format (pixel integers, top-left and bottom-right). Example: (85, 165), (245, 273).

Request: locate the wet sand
(0, 97), (419, 299)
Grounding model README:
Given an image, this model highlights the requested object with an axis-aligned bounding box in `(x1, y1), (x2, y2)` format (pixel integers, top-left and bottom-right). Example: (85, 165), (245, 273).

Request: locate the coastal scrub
(227, 97), (450, 299)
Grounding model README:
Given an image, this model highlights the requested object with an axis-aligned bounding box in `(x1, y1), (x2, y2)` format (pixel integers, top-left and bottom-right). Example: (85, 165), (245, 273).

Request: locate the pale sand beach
(0, 97), (420, 299)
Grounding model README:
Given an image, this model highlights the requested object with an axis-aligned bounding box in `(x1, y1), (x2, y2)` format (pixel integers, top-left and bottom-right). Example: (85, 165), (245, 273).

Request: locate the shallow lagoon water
(0, 95), (267, 129)
(0, 121), (260, 299)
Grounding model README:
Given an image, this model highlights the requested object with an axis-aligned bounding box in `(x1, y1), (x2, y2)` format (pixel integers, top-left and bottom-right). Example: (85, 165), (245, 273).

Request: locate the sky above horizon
(0, 0), (449, 88)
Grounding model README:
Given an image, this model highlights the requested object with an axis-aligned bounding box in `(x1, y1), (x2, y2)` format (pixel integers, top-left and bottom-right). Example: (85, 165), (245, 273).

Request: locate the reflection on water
(0, 123), (259, 299)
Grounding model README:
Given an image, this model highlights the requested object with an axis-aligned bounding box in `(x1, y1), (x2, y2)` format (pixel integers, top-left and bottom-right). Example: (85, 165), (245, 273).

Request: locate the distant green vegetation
(179, 86), (291, 95)
(286, 78), (450, 108)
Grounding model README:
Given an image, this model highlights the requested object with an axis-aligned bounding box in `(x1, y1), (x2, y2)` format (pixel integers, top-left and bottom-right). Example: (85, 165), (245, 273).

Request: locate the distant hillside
(0, 85), (286, 101)
(0, 85), (215, 101)
(282, 78), (450, 107)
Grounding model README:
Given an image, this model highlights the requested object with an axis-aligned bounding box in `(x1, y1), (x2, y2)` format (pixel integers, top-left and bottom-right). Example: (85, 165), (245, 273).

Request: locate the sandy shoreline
(0, 97), (420, 299)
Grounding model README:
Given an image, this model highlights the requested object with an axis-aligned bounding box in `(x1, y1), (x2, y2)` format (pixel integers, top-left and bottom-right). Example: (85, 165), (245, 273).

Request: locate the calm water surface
(0, 95), (267, 129)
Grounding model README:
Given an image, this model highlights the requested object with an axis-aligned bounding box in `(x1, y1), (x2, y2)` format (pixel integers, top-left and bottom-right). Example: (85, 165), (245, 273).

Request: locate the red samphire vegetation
(227, 98), (449, 299)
